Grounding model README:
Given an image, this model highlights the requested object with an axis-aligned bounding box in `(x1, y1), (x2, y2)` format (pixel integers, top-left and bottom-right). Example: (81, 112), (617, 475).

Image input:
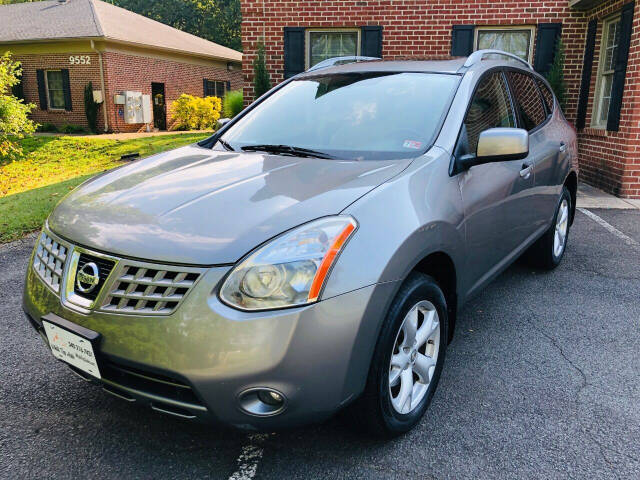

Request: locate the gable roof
(0, 0), (242, 63)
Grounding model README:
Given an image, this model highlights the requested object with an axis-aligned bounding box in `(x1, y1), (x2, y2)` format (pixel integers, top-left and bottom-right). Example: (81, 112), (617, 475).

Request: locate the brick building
(0, 0), (243, 133)
(241, 0), (640, 198)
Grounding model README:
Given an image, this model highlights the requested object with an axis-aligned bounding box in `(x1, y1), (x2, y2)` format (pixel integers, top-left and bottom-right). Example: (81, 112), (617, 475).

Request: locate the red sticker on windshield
(403, 140), (423, 150)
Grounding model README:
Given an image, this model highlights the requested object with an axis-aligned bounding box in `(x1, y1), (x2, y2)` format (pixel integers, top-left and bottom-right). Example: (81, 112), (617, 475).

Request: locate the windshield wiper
(241, 144), (335, 159)
(217, 138), (236, 151)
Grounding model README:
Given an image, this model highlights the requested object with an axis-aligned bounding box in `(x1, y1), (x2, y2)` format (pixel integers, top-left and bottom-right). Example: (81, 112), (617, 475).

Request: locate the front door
(151, 82), (166, 130)
(456, 71), (537, 297)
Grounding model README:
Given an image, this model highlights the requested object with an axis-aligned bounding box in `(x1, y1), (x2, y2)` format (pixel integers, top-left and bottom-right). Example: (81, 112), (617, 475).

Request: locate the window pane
(603, 18), (622, 71)
(309, 32), (358, 67)
(221, 72), (460, 160)
(477, 30), (531, 61)
(46, 71), (63, 89)
(599, 74), (614, 123)
(462, 73), (515, 154)
(507, 72), (546, 131)
(46, 71), (65, 109)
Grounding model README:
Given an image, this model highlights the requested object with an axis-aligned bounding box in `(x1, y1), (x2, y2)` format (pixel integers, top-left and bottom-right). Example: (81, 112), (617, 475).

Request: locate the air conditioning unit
(123, 91), (152, 124)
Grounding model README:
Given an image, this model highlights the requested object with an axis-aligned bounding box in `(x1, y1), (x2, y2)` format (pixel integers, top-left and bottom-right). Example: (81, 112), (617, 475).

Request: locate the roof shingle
(0, 0), (242, 62)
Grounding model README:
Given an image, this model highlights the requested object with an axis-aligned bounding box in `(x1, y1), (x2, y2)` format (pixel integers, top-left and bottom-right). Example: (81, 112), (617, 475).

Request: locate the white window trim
(45, 69), (65, 111)
(474, 26), (536, 65)
(305, 28), (361, 70)
(592, 13), (622, 129)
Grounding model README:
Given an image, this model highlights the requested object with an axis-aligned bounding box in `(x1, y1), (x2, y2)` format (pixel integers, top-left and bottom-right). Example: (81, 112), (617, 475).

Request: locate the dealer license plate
(43, 320), (101, 379)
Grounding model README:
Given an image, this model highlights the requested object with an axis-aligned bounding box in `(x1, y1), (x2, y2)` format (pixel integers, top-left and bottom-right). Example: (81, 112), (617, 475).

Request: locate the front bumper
(23, 255), (396, 429)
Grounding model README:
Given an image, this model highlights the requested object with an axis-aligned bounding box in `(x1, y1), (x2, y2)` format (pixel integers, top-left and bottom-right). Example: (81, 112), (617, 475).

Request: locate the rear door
(505, 71), (558, 232)
(457, 71), (537, 296)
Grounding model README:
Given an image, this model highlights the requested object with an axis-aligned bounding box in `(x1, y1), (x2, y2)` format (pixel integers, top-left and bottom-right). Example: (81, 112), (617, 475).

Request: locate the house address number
(69, 55), (91, 65)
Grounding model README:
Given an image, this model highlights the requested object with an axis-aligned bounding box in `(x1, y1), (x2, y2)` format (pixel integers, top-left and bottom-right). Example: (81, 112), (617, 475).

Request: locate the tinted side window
(462, 73), (515, 154)
(507, 72), (546, 130)
(536, 79), (555, 114)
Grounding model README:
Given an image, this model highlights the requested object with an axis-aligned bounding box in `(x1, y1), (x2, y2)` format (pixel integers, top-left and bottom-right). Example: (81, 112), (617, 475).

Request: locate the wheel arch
(410, 251), (458, 343)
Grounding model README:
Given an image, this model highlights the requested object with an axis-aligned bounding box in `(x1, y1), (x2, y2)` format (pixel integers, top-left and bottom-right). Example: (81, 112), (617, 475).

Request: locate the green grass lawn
(0, 133), (210, 243)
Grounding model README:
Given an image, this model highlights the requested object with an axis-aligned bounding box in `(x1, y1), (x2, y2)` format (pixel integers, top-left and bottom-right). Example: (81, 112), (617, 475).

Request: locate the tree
(546, 39), (567, 111)
(0, 52), (37, 159)
(253, 42), (272, 99)
(84, 82), (100, 133)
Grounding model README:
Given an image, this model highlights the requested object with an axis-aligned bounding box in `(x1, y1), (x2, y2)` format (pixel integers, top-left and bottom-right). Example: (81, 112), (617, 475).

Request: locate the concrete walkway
(577, 182), (640, 209)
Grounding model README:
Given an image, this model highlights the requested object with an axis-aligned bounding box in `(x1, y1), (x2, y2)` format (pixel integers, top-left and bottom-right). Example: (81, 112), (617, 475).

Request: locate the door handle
(559, 142), (567, 153)
(520, 163), (533, 179)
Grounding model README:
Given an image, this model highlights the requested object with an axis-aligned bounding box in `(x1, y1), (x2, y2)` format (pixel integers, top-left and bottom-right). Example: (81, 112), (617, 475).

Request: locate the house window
(306, 29), (360, 68)
(475, 26), (535, 64)
(593, 14), (622, 128)
(204, 79), (227, 97)
(45, 70), (65, 109)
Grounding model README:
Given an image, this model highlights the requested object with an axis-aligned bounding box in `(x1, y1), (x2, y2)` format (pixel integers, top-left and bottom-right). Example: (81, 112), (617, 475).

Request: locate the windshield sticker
(403, 140), (423, 150)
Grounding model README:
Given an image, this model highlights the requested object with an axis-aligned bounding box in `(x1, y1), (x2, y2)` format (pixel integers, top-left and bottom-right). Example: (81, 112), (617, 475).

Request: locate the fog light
(238, 388), (287, 417)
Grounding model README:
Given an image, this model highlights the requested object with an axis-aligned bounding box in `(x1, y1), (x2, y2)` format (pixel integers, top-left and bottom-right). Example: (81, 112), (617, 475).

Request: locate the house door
(151, 83), (166, 130)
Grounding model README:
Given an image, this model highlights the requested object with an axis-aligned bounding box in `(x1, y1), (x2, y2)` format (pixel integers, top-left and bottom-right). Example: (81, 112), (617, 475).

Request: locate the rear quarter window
(506, 71), (546, 131)
(536, 79), (555, 115)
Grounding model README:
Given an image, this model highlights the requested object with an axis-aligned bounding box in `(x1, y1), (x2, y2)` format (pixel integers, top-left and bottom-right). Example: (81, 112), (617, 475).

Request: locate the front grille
(33, 232), (69, 293)
(74, 253), (116, 301)
(100, 360), (205, 409)
(101, 266), (201, 315)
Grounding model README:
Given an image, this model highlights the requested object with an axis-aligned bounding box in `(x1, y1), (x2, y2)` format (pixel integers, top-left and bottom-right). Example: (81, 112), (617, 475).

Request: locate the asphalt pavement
(1, 208), (638, 479)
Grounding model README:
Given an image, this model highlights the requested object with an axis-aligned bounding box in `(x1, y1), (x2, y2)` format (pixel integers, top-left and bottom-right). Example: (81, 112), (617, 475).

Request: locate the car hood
(48, 145), (411, 265)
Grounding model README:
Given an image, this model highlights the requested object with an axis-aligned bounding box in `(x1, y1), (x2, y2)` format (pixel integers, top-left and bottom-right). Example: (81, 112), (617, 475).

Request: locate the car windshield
(219, 72), (460, 160)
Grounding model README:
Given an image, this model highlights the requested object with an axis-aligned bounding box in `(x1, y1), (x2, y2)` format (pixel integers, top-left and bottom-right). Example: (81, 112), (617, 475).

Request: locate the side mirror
(457, 128), (529, 172)
(217, 117), (231, 128)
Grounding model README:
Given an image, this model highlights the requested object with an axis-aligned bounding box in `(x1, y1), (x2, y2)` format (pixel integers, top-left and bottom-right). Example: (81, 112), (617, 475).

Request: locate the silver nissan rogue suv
(23, 51), (578, 436)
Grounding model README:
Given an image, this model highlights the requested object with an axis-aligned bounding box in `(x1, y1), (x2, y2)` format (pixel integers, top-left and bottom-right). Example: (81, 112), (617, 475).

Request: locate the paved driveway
(1, 208), (638, 479)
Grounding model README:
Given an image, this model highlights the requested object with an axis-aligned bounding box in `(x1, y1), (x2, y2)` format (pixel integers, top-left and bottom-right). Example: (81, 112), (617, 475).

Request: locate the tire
(349, 272), (448, 437)
(526, 186), (572, 270)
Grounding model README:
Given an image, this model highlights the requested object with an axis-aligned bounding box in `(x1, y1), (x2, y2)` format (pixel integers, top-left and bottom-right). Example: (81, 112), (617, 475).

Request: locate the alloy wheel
(554, 198), (569, 258)
(388, 300), (440, 414)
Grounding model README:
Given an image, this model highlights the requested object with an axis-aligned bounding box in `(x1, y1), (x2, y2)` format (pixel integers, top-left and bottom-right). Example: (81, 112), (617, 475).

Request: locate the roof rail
(305, 56), (381, 73)
(462, 49), (533, 70)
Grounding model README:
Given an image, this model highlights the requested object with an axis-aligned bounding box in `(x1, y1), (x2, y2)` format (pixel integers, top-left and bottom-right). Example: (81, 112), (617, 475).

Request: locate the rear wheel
(349, 273), (448, 437)
(526, 186), (571, 270)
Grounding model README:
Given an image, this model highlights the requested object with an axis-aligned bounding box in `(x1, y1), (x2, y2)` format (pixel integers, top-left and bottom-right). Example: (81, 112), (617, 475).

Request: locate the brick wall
(241, 0), (640, 198)
(102, 52), (243, 133)
(14, 52), (103, 130)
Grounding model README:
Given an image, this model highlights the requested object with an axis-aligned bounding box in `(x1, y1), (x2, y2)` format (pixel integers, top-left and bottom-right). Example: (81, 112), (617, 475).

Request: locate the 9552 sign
(69, 55), (91, 65)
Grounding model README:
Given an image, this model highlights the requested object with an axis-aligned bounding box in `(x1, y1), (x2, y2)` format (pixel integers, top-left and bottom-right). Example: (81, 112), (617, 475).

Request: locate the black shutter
(226, 80), (231, 92)
(61, 68), (72, 111)
(576, 19), (597, 129)
(284, 27), (305, 78)
(533, 23), (562, 74)
(607, 1), (635, 132)
(11, 71), (24, 100)
(203, 78), (208, 96)
(36, 69), (47, 110)
(361, 26), (383, 58)
(451, 25), (475, 57)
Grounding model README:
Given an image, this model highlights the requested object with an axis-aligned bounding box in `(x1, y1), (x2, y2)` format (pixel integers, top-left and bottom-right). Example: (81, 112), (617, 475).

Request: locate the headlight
(219, 216), (357, 310)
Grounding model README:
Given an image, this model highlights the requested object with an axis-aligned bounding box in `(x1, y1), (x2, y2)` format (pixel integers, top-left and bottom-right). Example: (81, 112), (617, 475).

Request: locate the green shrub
(0, 52), (37, 159)
(37, 122), (58, 133)
(59, 124), (87, 134)
(84, 82), (100, 133)
(223, 89), (243, 118)
(171, 94), (222, 130)
(546, 39), (567, 111)
(253, 42), (272, 99)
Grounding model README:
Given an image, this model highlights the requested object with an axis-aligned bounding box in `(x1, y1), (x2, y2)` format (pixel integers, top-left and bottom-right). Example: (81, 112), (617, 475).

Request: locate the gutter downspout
(90, 40), (109, 132)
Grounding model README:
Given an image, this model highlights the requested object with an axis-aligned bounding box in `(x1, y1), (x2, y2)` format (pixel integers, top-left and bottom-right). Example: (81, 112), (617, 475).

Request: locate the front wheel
(349, 273), (448, 437)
